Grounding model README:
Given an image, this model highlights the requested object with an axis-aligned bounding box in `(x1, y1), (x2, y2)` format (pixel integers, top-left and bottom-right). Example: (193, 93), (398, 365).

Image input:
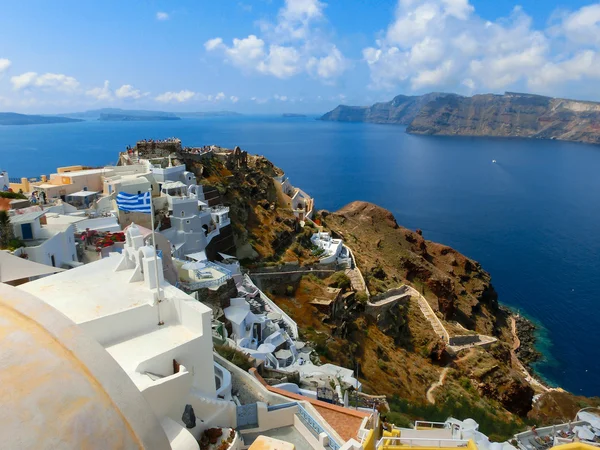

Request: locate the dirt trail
(511, 316), (521, 351)
(426, 367), (449, 404)
(510, 315), (549, 393)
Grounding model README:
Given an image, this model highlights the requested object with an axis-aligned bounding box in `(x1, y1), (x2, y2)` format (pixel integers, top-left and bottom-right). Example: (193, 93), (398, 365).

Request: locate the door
(21, 223), (33, 240)
(50, 255), (56, 267)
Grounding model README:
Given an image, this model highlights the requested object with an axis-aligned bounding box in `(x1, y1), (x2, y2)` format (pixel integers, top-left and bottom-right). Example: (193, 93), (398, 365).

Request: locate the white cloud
(155, 90), (197, 103)
(258, 45), (301, 78)
(230, 95), (239, 103)
(156, 12), (169, 21)
(204, 37), (224, 51)
(0, 58), (11, 74)
(11, 72), (79, 92)
(307, 46), (347, 80)
(363, 2), (558, 92)
(86, 80), (113, 101)
(363, 1), (600, 95)
(11, 72), (37, 90)
(205, 0), (347, 82)
(274, 94), (288, 101)
(115, 84), (144, 99)
(556, 4), (600, 46)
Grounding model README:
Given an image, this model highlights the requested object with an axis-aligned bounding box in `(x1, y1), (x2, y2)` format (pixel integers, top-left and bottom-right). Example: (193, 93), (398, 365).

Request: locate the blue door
(21, 223), (33, 240)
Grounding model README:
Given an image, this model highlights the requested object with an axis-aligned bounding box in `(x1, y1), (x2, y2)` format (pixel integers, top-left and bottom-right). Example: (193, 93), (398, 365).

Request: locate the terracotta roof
(250, 368), (369, 442)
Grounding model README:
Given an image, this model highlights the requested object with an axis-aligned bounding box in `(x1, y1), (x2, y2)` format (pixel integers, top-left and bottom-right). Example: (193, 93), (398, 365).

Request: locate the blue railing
(267, 402), (298, 412)
(296, 403), (341, 450)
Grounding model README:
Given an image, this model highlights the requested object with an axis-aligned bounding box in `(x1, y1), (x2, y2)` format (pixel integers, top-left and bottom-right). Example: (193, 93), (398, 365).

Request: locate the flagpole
(149, 188), (164, 326)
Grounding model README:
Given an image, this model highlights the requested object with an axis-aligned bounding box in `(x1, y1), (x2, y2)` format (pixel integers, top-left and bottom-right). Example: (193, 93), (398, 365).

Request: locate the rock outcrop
(321, 92), (600, 144)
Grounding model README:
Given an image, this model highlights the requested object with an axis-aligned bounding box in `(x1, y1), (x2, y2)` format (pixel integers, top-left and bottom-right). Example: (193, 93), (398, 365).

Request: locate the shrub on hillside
(0, 191), (26, 200)
(214, 344), (253, 371)
(328, 271), (351, 290)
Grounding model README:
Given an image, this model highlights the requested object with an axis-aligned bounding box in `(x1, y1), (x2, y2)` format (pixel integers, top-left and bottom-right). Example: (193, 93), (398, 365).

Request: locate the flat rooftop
(20, 254), (185, 324)
(57, 168), (108, 177)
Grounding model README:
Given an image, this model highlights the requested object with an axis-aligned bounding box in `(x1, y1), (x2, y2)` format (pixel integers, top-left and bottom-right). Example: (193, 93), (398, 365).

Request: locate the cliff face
(321, 92), (600, 144)
(320, 93), (447, 124)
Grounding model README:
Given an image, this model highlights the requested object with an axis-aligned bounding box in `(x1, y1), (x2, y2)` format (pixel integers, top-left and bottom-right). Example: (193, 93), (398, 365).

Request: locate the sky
(1, 0), (600, 114)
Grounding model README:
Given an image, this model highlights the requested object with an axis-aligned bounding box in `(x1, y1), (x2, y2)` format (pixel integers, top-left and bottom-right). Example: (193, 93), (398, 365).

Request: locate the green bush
(356, 292), (368, 304)
(388, 394), (528, 442)
(0, 191), (27, 200)
(7, 238), (24, 251)
(328, 271), (351, 290)
(214, 344), (253, 371)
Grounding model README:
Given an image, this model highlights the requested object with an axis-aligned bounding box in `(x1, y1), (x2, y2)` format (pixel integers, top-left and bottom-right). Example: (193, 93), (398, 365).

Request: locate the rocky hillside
(320, 92), (600, 144)
(325, 201), (510, 339)
(177, 149), (597, 436)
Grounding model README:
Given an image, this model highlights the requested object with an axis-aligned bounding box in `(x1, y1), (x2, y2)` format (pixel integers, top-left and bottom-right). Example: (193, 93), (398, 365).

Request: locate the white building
(0, 283), (174, 450)
(152, 163), (196, 188)
(11, 210), (78, 268)
(274, 174), (314, 221)
(160, 184), (230, 260)
(0, 170), (10, 191)
(311, 232), (351, 266)
(19, 224), (235, 445)
(224, 297), (301, 368)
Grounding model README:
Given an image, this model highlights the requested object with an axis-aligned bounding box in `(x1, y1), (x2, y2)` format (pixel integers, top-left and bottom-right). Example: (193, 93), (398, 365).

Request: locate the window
(138, 190), (142, 195)
(186, 220), (190, 224)
(181, 211), (184, 217)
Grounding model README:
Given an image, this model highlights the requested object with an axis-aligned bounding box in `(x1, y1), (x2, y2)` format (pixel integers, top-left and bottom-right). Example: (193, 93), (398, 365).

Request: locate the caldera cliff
(321, 92), (600, 144)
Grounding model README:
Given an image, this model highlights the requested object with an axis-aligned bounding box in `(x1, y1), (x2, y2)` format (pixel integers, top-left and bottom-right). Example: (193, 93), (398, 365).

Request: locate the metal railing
(376, 437), (470, 448)
(415, 421), (450, 429)
(296, 403), (341, 450)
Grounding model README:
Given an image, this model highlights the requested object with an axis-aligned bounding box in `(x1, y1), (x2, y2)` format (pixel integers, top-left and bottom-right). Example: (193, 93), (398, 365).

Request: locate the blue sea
(1, 116), (599, 396)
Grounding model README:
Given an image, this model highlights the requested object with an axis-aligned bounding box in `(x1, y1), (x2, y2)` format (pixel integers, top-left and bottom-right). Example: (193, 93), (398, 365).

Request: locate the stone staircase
(406, 286), (450, 343)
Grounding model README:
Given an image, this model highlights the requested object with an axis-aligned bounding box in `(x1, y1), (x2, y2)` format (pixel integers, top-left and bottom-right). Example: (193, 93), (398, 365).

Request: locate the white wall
(23, 225), (78, 267)
(141, 366), (194, 419)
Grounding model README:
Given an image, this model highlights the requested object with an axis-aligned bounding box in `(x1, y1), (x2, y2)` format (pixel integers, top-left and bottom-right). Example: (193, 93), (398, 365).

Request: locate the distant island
(282, 113), (307, 118)
(0, 112), (83, 126)
(320, 92), (600, 144)
(98, 113), (181, 122)
(59, 108), (242, 121)
(177, 111), (243, 118)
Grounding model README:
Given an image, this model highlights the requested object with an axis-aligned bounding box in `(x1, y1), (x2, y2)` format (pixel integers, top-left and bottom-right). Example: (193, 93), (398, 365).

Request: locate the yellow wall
(364, 429), (377, 450)
(379, 439), (478, 450)
(553, 444), (599, 450)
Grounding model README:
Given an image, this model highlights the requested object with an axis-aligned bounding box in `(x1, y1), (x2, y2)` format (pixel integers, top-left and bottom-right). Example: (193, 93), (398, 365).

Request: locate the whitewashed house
(224, 296), (301, 369)
(160, 184), (230, 259)
(19, 224), (235, 445)
(311, 232), (351, 266)
(11, 210), (78, 268)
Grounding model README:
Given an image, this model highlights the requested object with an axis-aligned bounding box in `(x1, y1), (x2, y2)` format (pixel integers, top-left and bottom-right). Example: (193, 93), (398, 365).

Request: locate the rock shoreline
(513, 312), (543, 369)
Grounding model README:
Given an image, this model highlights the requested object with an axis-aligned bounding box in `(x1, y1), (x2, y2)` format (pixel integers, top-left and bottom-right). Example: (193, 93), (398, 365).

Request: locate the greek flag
(116, 191), (152, 213)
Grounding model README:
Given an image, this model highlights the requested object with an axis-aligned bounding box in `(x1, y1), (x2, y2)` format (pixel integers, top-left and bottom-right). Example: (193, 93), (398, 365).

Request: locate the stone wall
(448, 334), (481, 346)
(364, 286), (411, 319)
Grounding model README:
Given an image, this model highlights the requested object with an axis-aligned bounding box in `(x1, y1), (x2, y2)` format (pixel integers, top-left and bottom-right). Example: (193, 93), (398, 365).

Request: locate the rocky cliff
(321, 92), (600, 144)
